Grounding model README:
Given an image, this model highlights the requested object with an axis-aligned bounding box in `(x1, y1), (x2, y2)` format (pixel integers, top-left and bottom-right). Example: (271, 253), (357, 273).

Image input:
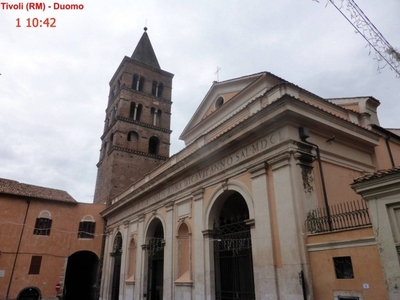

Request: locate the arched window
(152, 81), (158, 96)
(33, 211), (52, 236)
(127, 238), (137, 282)
(111, 233), (123, 300)
(78, 215), (96, 239)
(127, 131), (139, 142)
(136, 104), (142, 121)
(158, 83), (164, 98)
(129, 102), (136, 119)
(151, 107), (162, 126)
(132, 74), (145, 92)
(110, 133), (114, 148)
(132, 75), (139, 90)
(129, 103), (143, 121)
(148, 136), (160, 155)
(176, 222), (191, 282)
(152, 81), (164, 97)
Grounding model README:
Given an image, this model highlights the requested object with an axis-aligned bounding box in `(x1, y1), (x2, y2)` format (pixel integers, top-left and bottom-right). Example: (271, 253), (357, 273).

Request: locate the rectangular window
(29, 256), (42, 274)
(78, 221), (96, 239)
(33, 218), (52, 236)
(333, 256), (354, 279)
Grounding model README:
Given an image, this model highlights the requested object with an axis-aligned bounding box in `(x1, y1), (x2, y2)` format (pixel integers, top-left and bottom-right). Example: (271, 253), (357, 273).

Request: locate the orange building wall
(314, 161), (363, 207)
(307, 228), (387, 299)
(0, 195), (105, 300)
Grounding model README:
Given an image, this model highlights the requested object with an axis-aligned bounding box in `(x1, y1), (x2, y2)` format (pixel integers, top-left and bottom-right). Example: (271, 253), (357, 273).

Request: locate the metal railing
(306, 199), (371, 233)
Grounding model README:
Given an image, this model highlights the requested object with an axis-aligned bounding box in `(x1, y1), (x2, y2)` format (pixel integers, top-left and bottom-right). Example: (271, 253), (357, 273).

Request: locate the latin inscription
(150, 130), (285, 202)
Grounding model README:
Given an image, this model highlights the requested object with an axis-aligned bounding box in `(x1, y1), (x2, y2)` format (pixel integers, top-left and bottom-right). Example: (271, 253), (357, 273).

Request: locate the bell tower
(94, 28), (174, 205)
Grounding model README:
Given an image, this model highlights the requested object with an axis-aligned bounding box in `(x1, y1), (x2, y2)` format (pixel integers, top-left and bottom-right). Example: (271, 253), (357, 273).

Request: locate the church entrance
(146, 220), (164, 300)
(110, 232), (122, 300)
(213, 191), (255, 300)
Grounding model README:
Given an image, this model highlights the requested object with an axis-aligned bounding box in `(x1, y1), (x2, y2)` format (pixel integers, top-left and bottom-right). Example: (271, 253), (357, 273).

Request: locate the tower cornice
(100, 116), (172, 141)
(96, 146), (169, 167)
(109, 56), (174, 86)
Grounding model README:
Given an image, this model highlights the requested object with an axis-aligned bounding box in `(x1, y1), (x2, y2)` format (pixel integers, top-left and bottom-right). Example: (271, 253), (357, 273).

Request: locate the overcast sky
(1, 0), (399, 203)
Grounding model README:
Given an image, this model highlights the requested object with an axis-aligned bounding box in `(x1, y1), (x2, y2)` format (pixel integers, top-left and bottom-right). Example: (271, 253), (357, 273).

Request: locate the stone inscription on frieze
(150, 130), (285, 202)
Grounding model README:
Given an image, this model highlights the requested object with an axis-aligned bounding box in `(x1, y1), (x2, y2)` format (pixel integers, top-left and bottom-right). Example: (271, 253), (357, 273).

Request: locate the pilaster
(164, 202), (174, 299)
(121, 221), (130, 299)
(99, 230), (112, 300)
(192, 189), (206, 300)
(135, 214), (146, 300)
(269, 152), (304, 298)
(248, 163), (278, 299)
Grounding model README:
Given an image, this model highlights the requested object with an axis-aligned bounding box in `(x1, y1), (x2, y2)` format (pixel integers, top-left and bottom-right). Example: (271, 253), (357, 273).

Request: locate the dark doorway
(147, 221), (164, 300)
(111, 232), (123, 300)
(64, 251), (99, 300)
(213, 192), (255, 300)
(17, 287), (40, 300)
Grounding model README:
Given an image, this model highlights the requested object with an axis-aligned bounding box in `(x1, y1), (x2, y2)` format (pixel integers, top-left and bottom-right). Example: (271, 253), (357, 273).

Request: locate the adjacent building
(0, 178), (105, 300)
(96, 28), (400, 299)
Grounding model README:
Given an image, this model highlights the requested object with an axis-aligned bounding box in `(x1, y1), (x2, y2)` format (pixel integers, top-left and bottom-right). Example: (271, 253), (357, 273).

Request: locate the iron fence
(306, 199), (371, 233)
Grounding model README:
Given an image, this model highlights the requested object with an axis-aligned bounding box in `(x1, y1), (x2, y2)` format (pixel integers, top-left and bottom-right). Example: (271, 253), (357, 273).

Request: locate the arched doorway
(146, 219), (164, 300)
(64, 251), (99, 300)
(111, 232), (122, 300)
(212, 191), (255, 300)
(17, 287), (41, 300)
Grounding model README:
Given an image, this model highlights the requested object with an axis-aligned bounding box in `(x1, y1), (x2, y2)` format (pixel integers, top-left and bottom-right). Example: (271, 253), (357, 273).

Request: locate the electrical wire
(316, 0), (400, 76)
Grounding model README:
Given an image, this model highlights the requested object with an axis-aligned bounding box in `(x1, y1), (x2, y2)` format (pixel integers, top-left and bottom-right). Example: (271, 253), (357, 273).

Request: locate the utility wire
(316, 0), (400, 77)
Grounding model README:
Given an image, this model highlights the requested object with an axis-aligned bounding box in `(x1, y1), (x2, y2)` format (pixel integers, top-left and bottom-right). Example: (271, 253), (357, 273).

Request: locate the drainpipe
(385, 135), (395, 168)
(6, 199), (31, 300)
(299, 127), (333, 231)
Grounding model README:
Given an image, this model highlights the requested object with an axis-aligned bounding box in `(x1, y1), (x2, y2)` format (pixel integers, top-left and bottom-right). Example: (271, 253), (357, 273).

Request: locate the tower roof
(131, 27), (161, 69)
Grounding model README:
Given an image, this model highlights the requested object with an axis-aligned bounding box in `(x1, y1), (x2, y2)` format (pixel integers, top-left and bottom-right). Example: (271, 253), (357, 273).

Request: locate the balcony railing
(306, 199), (371, 234)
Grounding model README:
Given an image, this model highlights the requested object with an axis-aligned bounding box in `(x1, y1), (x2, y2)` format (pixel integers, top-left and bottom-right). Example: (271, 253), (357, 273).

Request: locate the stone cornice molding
(192, 189), (204, 202)
(248, 163), (268, 179)
(307, 236), (376, 252)
(165, 202), (174, 212)
(202, 229), (214, 238)
(352, 173), (400, 200)
(268, 152), (292, 171)
(245, 218), (255, 228)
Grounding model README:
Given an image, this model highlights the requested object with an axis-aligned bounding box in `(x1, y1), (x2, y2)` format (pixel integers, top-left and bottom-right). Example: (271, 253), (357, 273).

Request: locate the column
(153, 109), (158, 126)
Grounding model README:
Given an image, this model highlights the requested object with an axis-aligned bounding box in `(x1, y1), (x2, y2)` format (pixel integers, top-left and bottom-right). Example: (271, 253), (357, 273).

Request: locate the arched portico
(143, 217), (165, 300)
(206, 184), (256, 300)
(110, 232), (123, 300)
(205, 180), (254, 229)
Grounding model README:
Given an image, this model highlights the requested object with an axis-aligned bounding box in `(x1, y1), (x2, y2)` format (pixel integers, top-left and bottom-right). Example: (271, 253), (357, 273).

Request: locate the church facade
(97, 29), (400, 300)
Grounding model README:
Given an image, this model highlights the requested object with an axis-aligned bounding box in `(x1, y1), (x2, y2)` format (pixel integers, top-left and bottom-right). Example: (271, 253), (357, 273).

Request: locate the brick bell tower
(94, 27), (174, 205)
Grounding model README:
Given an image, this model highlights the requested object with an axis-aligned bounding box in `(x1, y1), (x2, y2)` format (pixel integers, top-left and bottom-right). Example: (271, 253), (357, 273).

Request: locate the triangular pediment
(179, 72), (285, 145)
